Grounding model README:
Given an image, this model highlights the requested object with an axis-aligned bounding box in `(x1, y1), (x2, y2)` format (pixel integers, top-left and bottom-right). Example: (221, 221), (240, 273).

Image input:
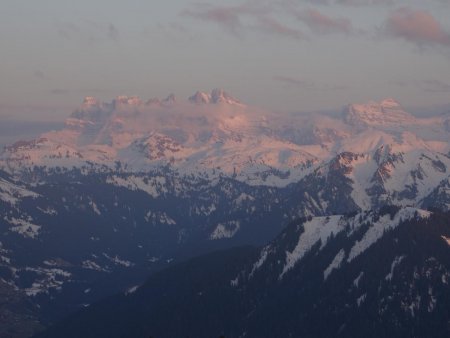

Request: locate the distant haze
(0, 120), (64, 149)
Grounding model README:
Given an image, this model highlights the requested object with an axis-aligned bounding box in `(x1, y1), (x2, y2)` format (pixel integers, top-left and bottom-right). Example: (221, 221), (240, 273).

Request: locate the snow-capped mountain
(1, 91), (450, 336)
(344, 98), (416, 126)
(2, 91), (450, 195)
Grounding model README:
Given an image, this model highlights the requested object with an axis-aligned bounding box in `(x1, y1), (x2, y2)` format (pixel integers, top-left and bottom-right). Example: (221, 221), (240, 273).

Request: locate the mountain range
(1, 90), (450, 337)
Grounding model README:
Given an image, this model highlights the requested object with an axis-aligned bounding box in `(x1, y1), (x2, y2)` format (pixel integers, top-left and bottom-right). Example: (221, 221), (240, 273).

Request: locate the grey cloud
(107, 24), (120, 41)
(390, 79), (450, 92)
(297, 8), (353, 35)
(56, 21), (120, 43)
(297, 0), (393, 5)
(422, 79), (450, 93)
(257, 17), (303, 39)
(34, 70), (46, 80)
(273, 76), (313, 88)
(274, 75), (347, 91)
(56, 22), (80, 40)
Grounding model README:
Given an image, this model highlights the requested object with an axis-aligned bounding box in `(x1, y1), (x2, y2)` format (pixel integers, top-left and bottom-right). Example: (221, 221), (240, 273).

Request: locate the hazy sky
(1, 0), (450, 120)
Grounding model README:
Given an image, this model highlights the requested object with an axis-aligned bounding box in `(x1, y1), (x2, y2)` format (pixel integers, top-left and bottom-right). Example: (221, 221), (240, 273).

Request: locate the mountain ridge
(33, 208), (450, 338)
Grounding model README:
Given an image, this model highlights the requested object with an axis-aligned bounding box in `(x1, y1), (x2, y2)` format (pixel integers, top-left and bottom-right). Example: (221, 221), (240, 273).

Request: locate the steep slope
(34, 208), (450, 338)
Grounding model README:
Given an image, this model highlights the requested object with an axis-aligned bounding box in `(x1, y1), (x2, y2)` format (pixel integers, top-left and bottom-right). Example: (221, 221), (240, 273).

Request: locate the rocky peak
(113, 96), (142, 108)
(344, 99), (414, 126)
(71, 96), (108, 121)
(189, 91), (211, 104)
(82, 96), (100, 107)
(162, 94), (176, 105)
(210, 89), (241, 105)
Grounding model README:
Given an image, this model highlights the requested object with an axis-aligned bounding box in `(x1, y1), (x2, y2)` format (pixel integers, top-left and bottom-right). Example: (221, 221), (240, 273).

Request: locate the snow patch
(103, 254), (134, 267)
(249, 246), (270, 278)
(125, 285), (139, 295)
(24, 267), (72, 297)
(210, 220), (240, 240)
(90, 200), (101, 215)
(81, 260), (110, 272)
(5, 217), (41, 238)
(106, 175), (167, 198)
(357, 293), (367, 307)
(0, 178), (39, 205)
(324, 249), (346, 280)
(353, 272), (364, 288)
(281, 215), (344, 278)
(428, 287), (436, 312)
(145, 211), (176, 225)
(385, 255), (406, 281)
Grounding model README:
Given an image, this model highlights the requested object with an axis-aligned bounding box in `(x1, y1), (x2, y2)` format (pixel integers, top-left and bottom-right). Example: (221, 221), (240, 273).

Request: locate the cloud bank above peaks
(182, 1), (450, 51)
(383, 7), (450, 48)
(182, 1), (361, 39)
(182, 2), (303, 39)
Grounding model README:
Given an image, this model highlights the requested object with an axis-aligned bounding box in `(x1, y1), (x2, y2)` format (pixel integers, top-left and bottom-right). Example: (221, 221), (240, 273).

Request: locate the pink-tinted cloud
(337, 0), (393, 5)
(257, 17), (303, 39)
(299, 0), (393, 5)
(384, 7), (450, 47)
(297, 9), (353, 35)
(182, 3), (303, 39)
(182, 5), (243, 35)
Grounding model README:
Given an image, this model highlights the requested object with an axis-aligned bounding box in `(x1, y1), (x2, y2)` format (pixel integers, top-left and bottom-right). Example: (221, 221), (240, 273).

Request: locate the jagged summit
(71, 96), (109, 121)
(210, 88), (242, 105)
(74, 89), (242, 114)
(189, 91), (211, 104)
(162, 94), (176, 104)
(145, 98), (161, 106)
(380, 98), (401, 108)
(188, 89), (242, 105)
(344, 98), (415, 126)
(82, 96), (100, 107)
(113, 95), (142, 107)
